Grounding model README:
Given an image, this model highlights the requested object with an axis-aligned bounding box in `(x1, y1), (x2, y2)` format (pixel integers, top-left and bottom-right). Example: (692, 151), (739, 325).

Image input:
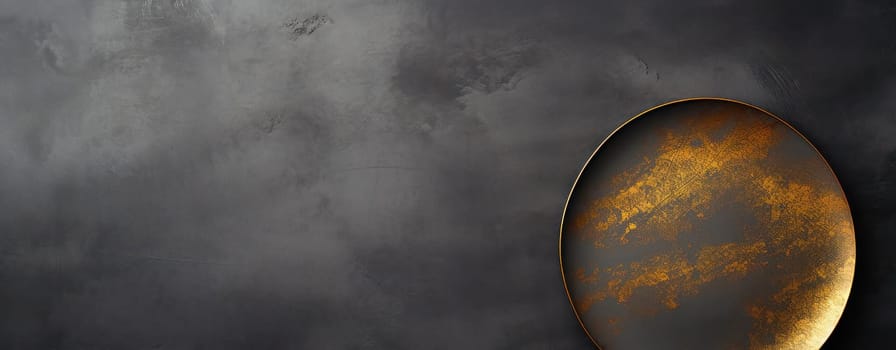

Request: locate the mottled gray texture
(0, 0), (893, 349)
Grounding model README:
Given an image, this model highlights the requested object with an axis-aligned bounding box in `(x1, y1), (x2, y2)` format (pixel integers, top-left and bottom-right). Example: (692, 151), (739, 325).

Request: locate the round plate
(559, 98), (855, 349)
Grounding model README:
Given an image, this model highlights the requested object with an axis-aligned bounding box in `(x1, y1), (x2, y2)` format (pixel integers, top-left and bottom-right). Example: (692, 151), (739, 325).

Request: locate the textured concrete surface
(1, 1), (895, 349)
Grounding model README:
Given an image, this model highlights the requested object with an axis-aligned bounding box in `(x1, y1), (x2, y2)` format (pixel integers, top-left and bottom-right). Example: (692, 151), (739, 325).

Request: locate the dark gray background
(0, 0), (893, 349)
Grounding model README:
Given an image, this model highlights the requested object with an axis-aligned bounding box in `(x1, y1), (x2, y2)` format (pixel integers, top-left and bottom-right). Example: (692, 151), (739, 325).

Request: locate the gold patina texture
(561, 99), (855, 350)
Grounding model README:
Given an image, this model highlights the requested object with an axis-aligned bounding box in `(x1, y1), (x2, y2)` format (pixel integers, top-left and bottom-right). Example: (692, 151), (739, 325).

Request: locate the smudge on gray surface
(283, 13), (332, 40)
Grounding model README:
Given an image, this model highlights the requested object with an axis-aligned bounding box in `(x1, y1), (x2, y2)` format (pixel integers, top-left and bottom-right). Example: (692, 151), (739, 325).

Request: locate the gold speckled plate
(559, 98), (855, 349)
